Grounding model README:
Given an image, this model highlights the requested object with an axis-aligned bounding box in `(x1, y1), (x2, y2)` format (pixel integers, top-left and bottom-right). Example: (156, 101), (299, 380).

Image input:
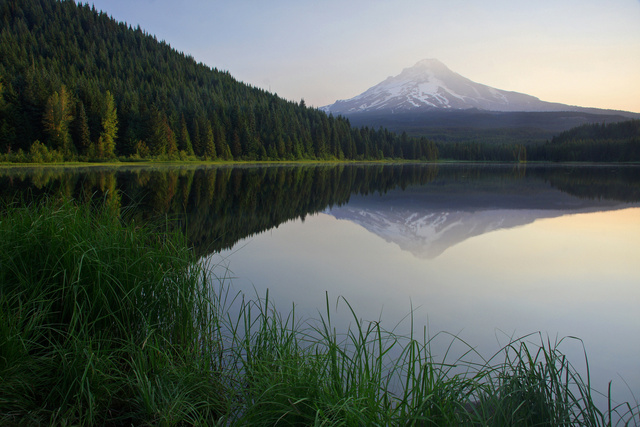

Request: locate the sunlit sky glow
(87, 0), (640, 112)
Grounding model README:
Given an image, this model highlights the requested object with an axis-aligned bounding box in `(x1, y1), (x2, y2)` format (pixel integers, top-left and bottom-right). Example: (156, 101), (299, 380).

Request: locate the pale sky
(88, 0), (640, 112)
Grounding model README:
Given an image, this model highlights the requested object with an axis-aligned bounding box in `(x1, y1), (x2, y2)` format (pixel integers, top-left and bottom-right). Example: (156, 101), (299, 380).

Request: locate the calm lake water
(2, 162), (639, 409)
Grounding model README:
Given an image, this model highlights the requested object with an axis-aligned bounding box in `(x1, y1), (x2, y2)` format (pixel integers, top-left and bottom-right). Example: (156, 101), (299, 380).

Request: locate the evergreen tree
(42, 85), (74, 155)
(178, 114), (194, 155)
(231, 130), (242, 159)
(0, 79), (17, 153)
(73, 101), (91, 155)
(212, 115), (228, 159)
(203, 120), (216, 160)
(148, 107), (168, 156)
(192, 118), (202, 157)
(99, 91), (118, 157)
(166, 121), (178, 158)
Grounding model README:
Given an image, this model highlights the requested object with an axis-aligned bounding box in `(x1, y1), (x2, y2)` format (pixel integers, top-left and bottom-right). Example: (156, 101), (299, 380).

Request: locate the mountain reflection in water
(1, 163), (639, 258)
(327, 182), (639, 259)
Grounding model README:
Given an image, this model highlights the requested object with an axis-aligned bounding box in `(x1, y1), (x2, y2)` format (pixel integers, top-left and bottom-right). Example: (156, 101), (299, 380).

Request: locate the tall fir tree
(203, 120), (216, 160)
(73, 101), (91, 155)
(192, 118), (203, 156)
(166, 120), (178, 158)
(148, 107), (168, 156)
(99, 91), (118, 157)
(42, 85), (74, 155)
(178, 114), (194, 155)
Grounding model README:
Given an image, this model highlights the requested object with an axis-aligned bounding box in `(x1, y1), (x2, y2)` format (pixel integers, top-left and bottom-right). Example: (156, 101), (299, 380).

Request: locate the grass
(1, 199), (638, 425)
(0, 198), (228, 425)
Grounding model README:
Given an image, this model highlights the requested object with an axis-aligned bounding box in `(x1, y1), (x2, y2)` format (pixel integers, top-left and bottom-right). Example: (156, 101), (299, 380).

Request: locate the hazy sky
(88, 0), (640, 112)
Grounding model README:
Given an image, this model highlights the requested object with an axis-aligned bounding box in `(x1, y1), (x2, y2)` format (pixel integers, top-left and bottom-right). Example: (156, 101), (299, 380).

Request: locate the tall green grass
(227, 293), (639, 426)
(0, 199), (228, 425)
(1, 199), (638, 425)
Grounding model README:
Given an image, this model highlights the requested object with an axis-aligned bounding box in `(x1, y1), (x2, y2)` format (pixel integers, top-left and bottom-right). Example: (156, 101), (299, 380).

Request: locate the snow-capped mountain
(321, 59), (580, 114)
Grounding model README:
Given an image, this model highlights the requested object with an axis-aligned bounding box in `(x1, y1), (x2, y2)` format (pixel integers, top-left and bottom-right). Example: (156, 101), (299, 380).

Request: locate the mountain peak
(321, 59), (574, 114)
(395, 58), (454, 81)
(411, 58), (450, 72)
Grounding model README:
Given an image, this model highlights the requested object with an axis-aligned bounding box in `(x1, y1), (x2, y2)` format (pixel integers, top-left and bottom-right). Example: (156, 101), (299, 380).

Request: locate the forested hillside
(0, 0), (438, 162)
(529, 120), (640, 162)
(431, 120), (640, 162)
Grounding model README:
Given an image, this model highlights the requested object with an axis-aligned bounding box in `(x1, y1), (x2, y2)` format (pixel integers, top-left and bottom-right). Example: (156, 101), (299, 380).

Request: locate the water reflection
(1, 164), (440, 255)
(2, 163), (639, 259)
(327, 184), (639, 259)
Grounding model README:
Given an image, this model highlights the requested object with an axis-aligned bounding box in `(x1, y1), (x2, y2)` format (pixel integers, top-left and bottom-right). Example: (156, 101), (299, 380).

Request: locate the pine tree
(212, 115), (227, 158)
(231, 130), (242, 159)
(178, 114), (194, 155)
(100, 91), (118, 157)
(0, 79), (17, 153)
(192, 118), (202, 157)
(148, 107), (168, 156)
(203, 120), (216, 160)
(166, 121), (178, 158)
(42, 85), (74, 155)
(73, 101), (91, 155)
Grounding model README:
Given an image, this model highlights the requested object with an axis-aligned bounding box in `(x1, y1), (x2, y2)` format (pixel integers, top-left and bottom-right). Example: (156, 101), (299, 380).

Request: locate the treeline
(528, 119), (640, 162)
(435, 120), (640, 163)
(0, 0), (438, 162)
(436, 141), (528, 162)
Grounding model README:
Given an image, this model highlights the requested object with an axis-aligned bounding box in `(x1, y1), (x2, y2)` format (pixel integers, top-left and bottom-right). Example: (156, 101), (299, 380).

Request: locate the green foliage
(99, 90), (118, 157)
(42, 85), (74, 155)
(0, 0), (438, 163)
(27, 139), (64, 163)
(133, 139), (151, 159)
(203, 119), (217, 160)
(0, 199), (228, 425)
(436, 118), (640, 162)
(530, 119), (640, 162)
(437, 141), (528, 162)
(0, 78), (18, 153)
(551, 119), (640, 145)
(73, 101), (91, 154)
(178, 114), (194, 156)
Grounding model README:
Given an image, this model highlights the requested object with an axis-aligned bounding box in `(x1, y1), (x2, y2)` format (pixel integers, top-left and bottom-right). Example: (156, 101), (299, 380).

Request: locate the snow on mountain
(321, 59), (576, 114)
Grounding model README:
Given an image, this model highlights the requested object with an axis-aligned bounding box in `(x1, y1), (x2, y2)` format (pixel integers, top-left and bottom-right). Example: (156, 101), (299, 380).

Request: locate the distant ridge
(322, 59), (637, 116)
(320, 59), (639, 144)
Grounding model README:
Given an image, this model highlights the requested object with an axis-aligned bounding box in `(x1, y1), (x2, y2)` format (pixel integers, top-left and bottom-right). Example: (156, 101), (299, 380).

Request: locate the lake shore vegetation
(1, 198), (638, 425)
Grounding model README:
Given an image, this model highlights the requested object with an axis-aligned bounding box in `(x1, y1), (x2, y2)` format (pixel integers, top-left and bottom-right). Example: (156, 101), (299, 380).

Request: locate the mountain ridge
(321, 59), (637, 117)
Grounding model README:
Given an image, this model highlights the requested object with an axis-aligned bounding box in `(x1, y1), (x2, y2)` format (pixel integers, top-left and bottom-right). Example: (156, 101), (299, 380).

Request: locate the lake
(2, 162), (639, 410)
